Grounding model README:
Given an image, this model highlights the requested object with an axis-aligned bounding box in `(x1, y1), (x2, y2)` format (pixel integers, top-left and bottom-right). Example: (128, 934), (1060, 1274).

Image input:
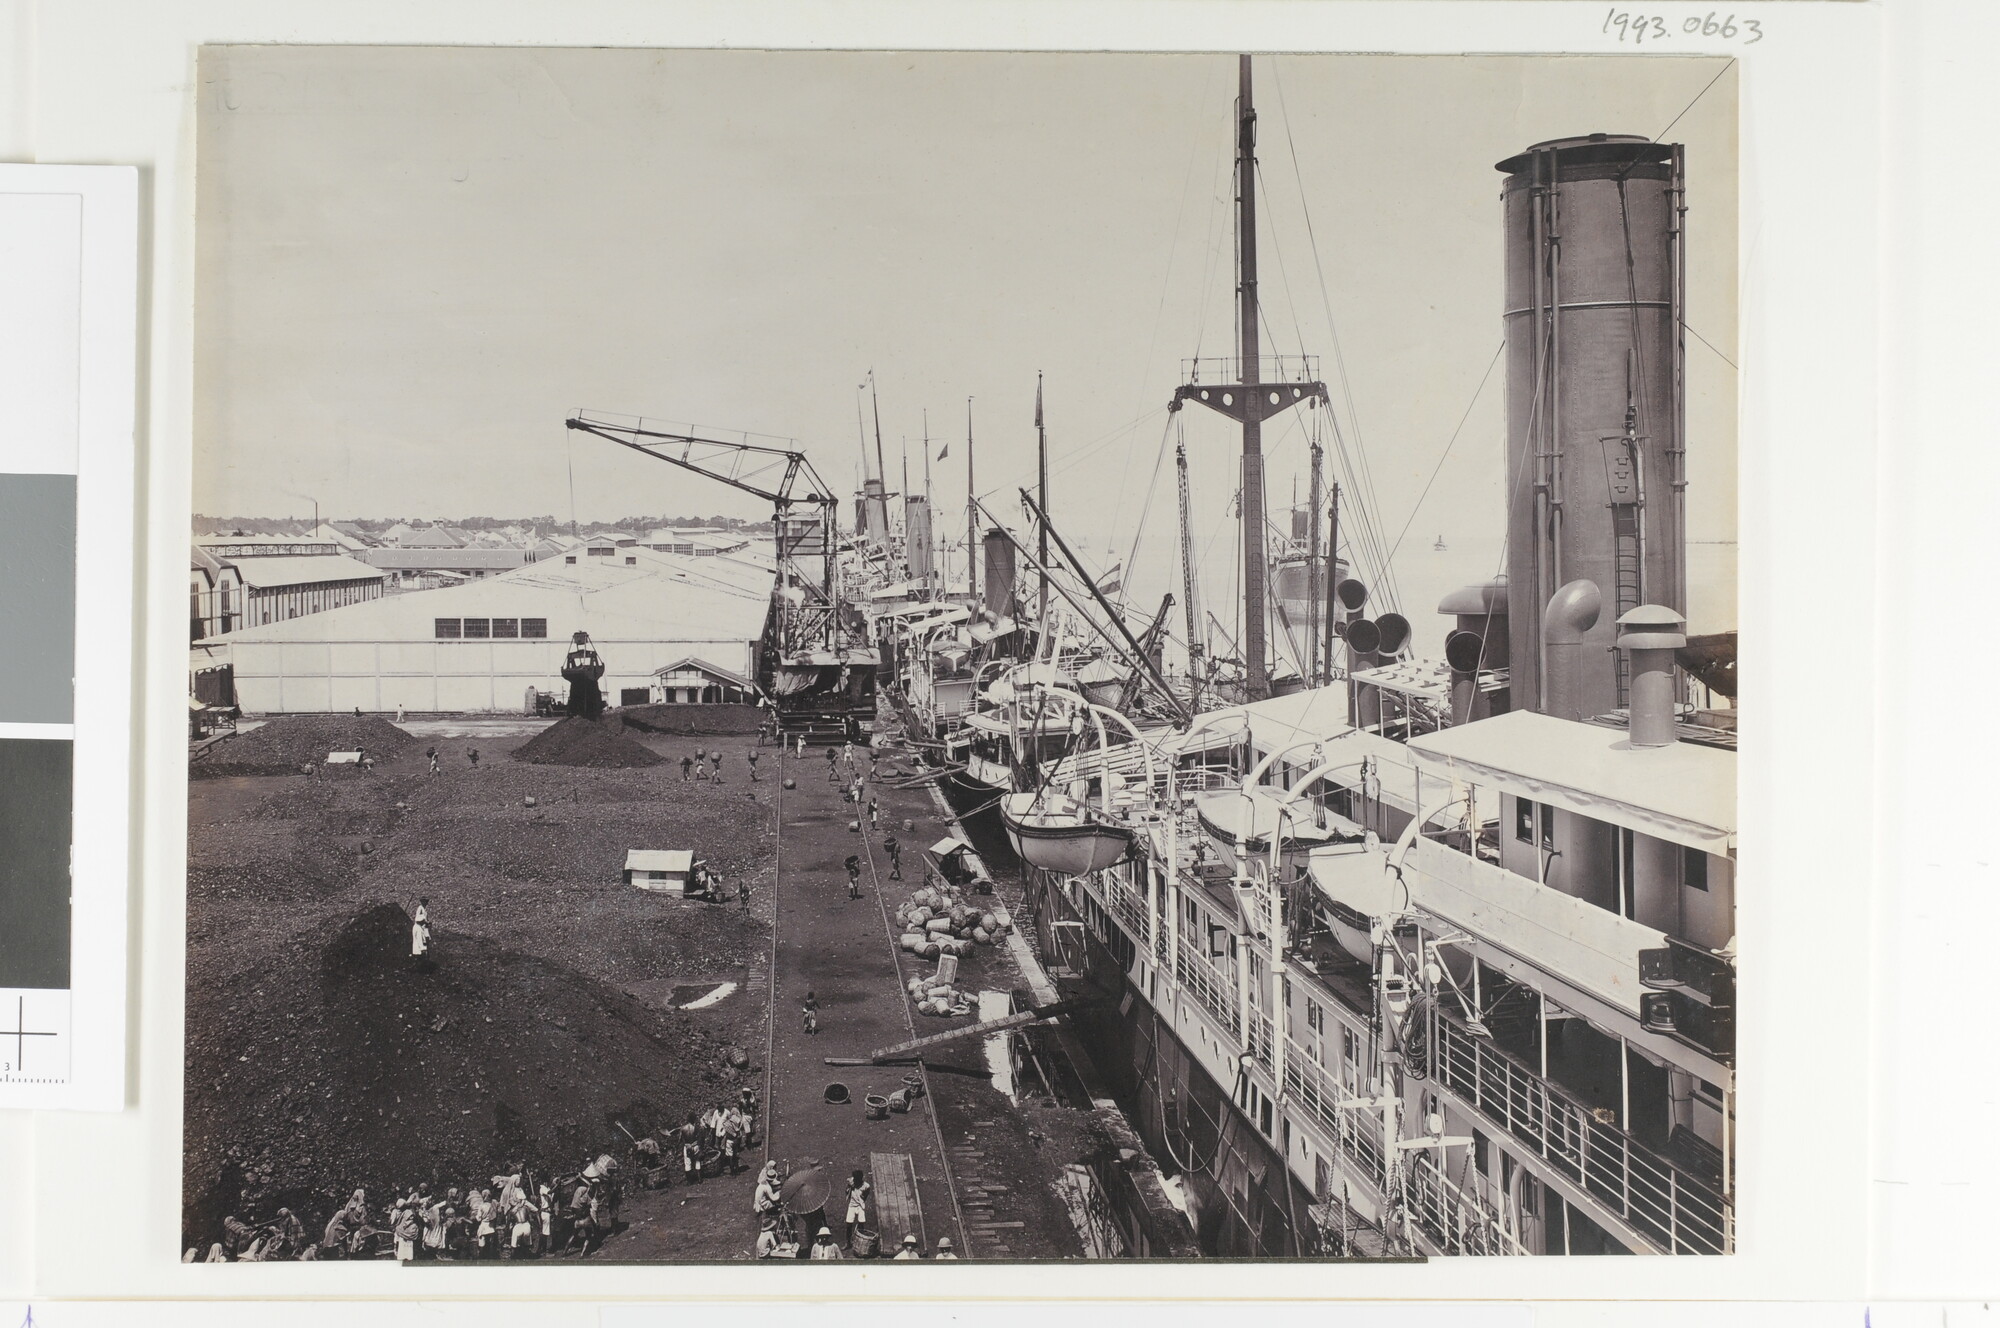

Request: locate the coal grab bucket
(864, 1093), (890, 1119)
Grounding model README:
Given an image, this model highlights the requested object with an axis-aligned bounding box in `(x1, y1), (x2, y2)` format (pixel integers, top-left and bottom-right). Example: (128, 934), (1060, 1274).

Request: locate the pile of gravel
(512, 717), (664, 769)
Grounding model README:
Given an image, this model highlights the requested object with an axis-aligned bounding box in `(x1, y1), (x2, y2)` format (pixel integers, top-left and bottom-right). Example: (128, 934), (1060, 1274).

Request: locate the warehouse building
(191, 535), (387, 631)
(361, 546), (529, 591)
(198, 543), (774, 714)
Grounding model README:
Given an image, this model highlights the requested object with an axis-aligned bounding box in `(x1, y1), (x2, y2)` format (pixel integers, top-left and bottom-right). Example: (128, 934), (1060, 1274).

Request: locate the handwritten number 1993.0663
(1606, 10), (1765, 44)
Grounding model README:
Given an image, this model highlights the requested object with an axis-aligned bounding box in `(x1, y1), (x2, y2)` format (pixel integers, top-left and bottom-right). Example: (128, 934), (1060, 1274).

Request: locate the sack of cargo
(900, 934), (925, 952)
(925, 917), (953, 934)
(926, 984), (953, 999)
(972, 927), (991, 944)
(920, 942), (941, 958)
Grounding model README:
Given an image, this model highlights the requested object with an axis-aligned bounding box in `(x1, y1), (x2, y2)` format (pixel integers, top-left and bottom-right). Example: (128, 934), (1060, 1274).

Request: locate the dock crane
(564, 411), (873, 730)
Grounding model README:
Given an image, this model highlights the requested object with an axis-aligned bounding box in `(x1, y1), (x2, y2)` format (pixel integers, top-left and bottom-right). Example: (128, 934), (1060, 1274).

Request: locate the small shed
(625, 848), (693, 895)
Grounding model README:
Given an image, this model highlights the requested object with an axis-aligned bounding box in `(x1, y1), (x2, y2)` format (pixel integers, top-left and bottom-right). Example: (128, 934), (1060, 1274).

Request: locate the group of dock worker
(751, 1160), (961, 1260)
(629, 1089), (759, 1188)
(679, 749), (728, 783)
(188, 1150), (628, 1263)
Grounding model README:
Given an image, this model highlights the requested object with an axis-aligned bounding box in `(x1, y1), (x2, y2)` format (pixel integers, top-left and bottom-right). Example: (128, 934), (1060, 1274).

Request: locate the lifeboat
(1305, 843), (1401, 962)
(1073, 657), (1126, 709)
(1194, 785), (1361, 876)
(1000, 791), (1135, 876)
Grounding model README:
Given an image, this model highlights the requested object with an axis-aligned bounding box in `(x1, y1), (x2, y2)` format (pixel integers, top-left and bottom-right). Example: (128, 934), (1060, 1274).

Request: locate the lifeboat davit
(1000, 792), (1135, 876)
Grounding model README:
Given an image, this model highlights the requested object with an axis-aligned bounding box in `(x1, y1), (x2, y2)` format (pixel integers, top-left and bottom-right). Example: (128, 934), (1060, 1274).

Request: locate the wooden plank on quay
(870, 1151), (925, 1249)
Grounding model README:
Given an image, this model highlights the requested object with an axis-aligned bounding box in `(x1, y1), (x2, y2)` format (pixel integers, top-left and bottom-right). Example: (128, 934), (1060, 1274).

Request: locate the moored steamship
(868, 59), (1735, 1258)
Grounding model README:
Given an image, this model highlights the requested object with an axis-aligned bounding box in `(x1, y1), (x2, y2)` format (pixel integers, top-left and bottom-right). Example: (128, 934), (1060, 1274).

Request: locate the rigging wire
(1268, 60), (1400, 612)
(1115, 414), (1178, 613)
(1110, 65), (1221, 578)
(1383, 340), (1507, 567)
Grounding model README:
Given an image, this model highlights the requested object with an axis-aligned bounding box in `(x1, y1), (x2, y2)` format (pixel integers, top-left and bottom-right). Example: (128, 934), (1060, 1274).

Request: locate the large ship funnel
(1498, 134), (1688, 720)
(1616, 604), (1687, 747)
(1541, 578), (1602, 723)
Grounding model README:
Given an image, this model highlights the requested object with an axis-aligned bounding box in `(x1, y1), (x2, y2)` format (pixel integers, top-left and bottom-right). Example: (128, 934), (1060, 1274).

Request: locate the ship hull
(1030, 872), (1337, 1258)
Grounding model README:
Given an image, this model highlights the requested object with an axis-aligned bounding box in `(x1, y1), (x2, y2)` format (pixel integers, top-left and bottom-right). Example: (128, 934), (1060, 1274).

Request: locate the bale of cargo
(980, 913), (998, 931)
(973, 927), (991, 944)
(920, 942), (941, 959)
(925, 917), (953, 934)
(900, 933), (925, 951)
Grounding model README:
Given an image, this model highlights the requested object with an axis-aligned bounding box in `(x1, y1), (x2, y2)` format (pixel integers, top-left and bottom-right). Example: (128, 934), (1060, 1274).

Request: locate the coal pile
(183, 900), (726, 1248)
(513, 716), (664, 769)
(192, 714), (420, 779)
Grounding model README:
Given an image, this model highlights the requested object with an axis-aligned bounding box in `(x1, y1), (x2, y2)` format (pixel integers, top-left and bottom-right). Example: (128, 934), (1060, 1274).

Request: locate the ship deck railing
(1280, 1040), (1389, 1190)
(1432, 1009), (1729, 1254)
(1401, 1148), (1530, 1257)
(1173, 940), (1241, 1039)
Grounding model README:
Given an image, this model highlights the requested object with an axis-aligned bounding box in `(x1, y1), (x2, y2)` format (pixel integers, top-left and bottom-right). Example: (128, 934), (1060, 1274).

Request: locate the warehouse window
(462, 618), (490, 639)
(522, 618), (548, 639)
(1683, 847), (1709, 892)
(491, 618), (519, 638)
(435, 619), (460, 639)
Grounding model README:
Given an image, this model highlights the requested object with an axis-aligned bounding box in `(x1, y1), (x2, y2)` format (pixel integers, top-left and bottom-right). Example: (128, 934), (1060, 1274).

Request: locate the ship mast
(966, 398), (978, 602)
(1036, 372), (1050, 650)
(1169, 55), (1328, 703)
(1234, 56), (1270, 698)
(1177, 427), (1203, 708)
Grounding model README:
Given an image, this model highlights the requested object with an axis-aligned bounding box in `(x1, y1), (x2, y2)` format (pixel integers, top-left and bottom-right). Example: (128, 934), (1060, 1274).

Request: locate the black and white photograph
(183, 46), (1737, 1263)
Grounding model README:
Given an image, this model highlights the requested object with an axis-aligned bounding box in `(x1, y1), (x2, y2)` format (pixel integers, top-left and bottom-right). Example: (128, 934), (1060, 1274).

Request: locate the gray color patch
(0, 737), (73, 989)
(0, 473), (76, 724)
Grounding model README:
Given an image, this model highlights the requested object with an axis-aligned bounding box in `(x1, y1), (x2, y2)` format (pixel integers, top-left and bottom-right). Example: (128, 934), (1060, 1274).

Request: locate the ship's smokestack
(1617, 604), (1687, 747)
(1541, 579), (1602, 723)
(1497, 134), (1688, 719)
(1439, 577), (1509, 724)
(982, 527), (1018, 623)
(904, 495), (933, 582)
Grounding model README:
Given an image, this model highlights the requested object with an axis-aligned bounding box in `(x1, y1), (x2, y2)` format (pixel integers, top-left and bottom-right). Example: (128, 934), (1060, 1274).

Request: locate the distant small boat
(1433, 534), (1448, 552)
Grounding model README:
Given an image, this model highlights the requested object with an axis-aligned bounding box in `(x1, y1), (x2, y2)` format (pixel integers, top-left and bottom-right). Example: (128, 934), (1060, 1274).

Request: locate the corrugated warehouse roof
(362, 548), (528, 571)
(208, 544), (770, 645)
(231, 554), (388, 590)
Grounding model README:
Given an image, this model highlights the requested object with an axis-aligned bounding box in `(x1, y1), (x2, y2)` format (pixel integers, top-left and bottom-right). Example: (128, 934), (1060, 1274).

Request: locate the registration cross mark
(2, 996), (59, 1074)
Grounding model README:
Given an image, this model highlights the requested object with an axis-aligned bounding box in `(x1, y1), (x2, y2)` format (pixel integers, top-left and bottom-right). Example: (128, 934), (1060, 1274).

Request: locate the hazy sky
(195, 47), (1737, 650)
